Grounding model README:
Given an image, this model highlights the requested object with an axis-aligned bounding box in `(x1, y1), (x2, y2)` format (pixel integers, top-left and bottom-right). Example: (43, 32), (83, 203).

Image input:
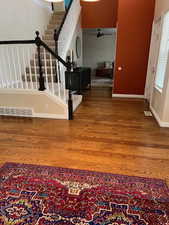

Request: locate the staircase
(25, 12), (65, 83)
(44, 11), (64, 47)
(0, 0), (82, 120)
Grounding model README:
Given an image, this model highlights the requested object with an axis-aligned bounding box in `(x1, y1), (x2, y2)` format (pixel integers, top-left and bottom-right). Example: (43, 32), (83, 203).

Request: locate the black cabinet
(65, 67), (91, 93)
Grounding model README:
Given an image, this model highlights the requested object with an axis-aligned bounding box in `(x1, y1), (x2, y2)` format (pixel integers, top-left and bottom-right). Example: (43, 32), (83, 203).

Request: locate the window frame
(155, 11), (169, 92)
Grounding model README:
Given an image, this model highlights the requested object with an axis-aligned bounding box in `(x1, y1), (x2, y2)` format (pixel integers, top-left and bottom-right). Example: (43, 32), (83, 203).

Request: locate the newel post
(54, 29), (60, 83)
(67, 56), (73, 120)
(35, 31), (46, 91)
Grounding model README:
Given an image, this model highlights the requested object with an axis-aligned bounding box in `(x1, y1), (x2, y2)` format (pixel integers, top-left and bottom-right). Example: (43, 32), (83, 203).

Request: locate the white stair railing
(0, 44), (36, 89)
(0, 40), (65, 101)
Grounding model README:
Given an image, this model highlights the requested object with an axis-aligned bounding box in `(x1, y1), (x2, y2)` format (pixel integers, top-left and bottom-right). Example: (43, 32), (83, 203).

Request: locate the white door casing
(145, 17), (162, 103)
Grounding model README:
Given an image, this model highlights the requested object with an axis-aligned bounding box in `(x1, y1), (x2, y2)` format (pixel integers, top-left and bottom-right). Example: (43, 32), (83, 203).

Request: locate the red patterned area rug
(0, 163), (168, 225)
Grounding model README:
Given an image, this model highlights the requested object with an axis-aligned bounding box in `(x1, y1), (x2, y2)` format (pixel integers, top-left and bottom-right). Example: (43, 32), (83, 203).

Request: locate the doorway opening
(83, 28), (117, 91)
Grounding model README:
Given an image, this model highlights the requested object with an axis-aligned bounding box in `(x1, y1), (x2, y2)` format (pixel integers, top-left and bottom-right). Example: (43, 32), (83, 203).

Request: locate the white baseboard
(112, 94), (145, 99)
(73, 95), (83, 111)
(150, 105), (169, 128)
(33, 113), (67, 120)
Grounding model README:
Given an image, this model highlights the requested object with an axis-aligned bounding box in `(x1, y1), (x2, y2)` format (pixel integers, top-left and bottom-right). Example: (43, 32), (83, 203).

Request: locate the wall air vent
(0, 107), (33, 117)
(144, 111), (153, 117)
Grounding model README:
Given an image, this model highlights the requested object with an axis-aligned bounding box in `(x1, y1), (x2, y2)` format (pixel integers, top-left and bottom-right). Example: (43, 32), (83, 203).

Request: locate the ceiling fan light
(97, 29), (104, 38)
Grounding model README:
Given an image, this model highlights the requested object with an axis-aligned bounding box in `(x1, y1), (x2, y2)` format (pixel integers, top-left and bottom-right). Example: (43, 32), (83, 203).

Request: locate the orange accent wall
(113, 0), (155, 95)
(80, 0), (118, 28)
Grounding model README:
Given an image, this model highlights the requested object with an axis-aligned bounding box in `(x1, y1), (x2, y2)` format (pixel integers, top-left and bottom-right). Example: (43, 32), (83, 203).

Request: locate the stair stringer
(0, 88), (68, 119)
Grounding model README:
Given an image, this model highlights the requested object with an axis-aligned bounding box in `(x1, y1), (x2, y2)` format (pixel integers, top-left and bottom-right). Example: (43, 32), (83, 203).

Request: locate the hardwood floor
(0, 87), (169, 185)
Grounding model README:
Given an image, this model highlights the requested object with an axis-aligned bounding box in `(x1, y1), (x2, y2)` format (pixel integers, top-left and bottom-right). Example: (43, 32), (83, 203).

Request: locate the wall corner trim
(150, 105), (169, 128)
(112, 94), (145, 99)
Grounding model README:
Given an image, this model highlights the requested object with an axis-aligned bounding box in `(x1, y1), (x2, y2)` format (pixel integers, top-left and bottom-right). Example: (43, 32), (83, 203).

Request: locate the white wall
(155, 0), (169, 19)
(0, 0), (51, 40)
(0, 0), (52, 87)
(68, 15), (83, 67)
(0, 89), (68, 119)
(57, 0), (81, 87)
(146, 0), (169, 126)
(83, 31), (116, 75)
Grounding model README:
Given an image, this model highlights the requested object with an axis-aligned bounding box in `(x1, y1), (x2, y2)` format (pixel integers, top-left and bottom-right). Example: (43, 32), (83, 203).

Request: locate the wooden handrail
(0, 40), (35, 45)
(35, 31), (69, 69)
(54, 0), (74, 43)
(0, 32), (69, 69)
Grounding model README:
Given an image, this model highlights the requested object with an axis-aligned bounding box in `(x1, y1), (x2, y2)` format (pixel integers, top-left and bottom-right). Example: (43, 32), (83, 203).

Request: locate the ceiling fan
(96, 29), (114, 38)
(97, 29), (104, 38)
(85, 28), (114, 37)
